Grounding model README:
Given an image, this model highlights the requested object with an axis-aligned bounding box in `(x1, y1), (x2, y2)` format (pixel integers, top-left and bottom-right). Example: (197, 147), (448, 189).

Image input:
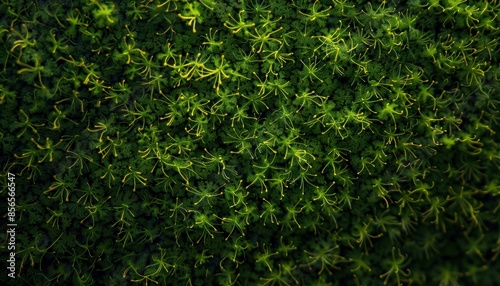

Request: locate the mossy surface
(1, 1), (499, 285)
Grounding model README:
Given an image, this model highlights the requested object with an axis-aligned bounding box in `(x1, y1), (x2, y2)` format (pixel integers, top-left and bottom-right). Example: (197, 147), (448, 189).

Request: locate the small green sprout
(299, 56), (325, 83)
(142, 246), (179, 279)
(91, 2), (118, 27)
(220, 212), (247, 240)
(224, 128), (257, 158)
(303, 241), (343, 275)
(16, 53), (48, 90)
(262, 45), (294, 68)
(95, 132), (123, 159)
(379, 247), (411, 286)
(371, 178), (394, 208)
(201, 148), (228, 179)
(195, 249), (214, 268)
(224, 10), (255, 34)
(422, 196), (447, 233)
(259, 198), (280, 226)
(47, 28), (69, 54)
(65, 9), (88, 37)
(15, 109), (45, 139)
(294, 89), (327, 112)
(313, 182), (336, 208)
(281, 198), (304, 230)
(121, 166), (148, 192)
(298, 0), (332, 22)
(186, 183), (223, 207)
(202, 28), (223, 51)
(46, 207), (64, 229)
(165, 157), (197, 185)
(265, 170), (290, 198)
(9, 23), (37, 56)
(165, 132), (198, 155)
(224, 180), (248, 208)
(377, 103), (403, 129)
(122, 100), (155, 131)
(169, 197), (188, 223)
(66, 149), (94, 177)
(178, 2), (202, 33)
(30, 137), (63, 163)
(189, 210), (220, 244)
(337, 188), (359, 210)
(255, 243), (278, 272)
(197, 55), (230, 93)
(246, 26), (284, 53)
(352, 220), (383, 251)
(112, 203), (136, 233)
(44, 175), (74, 203)
(116, 36), (146, 65)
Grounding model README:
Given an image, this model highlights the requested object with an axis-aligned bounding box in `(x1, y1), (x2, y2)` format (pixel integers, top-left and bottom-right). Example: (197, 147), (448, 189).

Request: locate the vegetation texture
(1, 0), (499, 285)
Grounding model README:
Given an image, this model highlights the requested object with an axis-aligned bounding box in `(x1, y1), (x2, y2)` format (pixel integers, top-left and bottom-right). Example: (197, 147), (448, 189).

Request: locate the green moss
(1, 0), (499, 285)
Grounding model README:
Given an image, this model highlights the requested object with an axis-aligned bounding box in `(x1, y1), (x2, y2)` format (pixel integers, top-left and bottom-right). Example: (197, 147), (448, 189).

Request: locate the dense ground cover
(1, 0), (499, 285)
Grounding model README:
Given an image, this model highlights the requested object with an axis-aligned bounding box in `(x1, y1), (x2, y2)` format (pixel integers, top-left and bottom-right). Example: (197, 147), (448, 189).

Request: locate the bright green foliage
(1, 0), (499, 285)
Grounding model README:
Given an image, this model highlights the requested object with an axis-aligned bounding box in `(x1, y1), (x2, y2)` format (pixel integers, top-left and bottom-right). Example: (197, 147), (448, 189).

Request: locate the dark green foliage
(1, 0), (499, 285)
